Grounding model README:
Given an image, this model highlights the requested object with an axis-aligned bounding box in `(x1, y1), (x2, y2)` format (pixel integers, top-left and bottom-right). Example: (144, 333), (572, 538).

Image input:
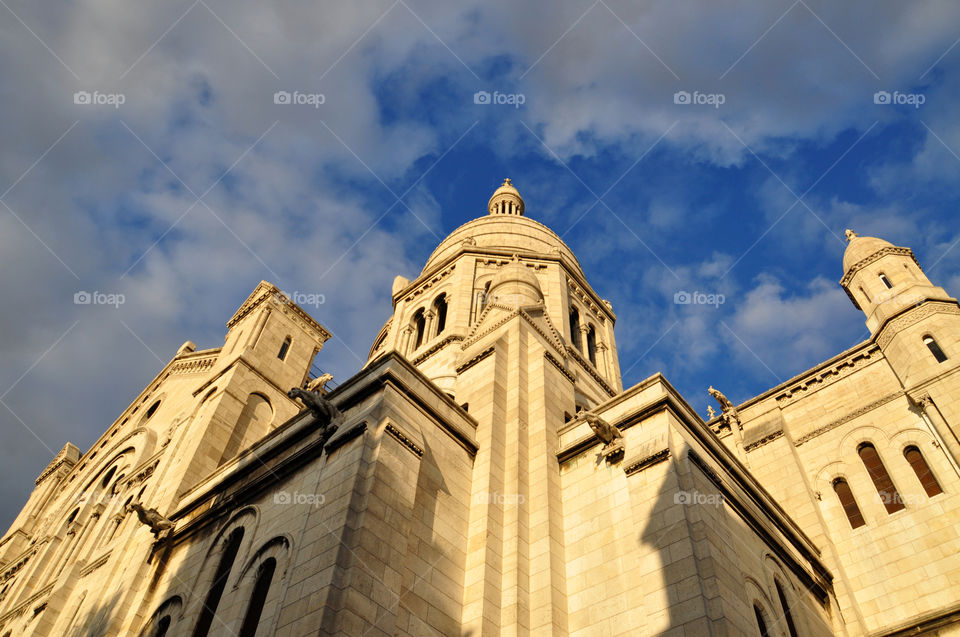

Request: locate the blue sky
(2, 0), (960, 530)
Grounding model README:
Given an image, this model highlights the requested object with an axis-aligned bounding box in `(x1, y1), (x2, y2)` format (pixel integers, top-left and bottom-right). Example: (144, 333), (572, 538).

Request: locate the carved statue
(707, 405), (717, 420)
(708, 386), (742, 431)
(306, 373), (334, 395)
(288, 387), (342, 445)
(579, 411), (624, 458)
(845, 229), (858, 242)
(126, 503), (174, 538)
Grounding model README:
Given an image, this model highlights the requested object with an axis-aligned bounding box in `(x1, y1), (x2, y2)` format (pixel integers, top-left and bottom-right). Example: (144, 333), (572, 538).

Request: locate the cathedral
(0, 179), (958, 636)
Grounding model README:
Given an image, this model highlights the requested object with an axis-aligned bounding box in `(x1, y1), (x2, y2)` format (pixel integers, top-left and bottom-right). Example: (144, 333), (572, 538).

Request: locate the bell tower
(840, 229), (960, 463)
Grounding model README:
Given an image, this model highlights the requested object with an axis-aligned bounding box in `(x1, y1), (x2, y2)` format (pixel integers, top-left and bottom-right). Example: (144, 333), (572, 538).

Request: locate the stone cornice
(456, 347), (495, 374)
(411, 335), (464, 365)
(399, 264), (455, 305)
(744, 430), (783, 452)
(876, 301), (960, 349)
(624, 449), (670, 475)
(840, 246), (920, 287)
(775, 344), (882, 408)
(35, 443), (79, 485)
(385, 423), (424, 457)
(544, 352), (575, 384)
(566, 346), (617, 397)
(227, 282), (332, 343)
(567, 277), (613, 324)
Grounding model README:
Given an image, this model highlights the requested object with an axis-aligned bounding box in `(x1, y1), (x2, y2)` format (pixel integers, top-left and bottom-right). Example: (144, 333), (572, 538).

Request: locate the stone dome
(843, 231), (894, 273)
(487, 256), (544, 306)
(421, 215), (584, 277)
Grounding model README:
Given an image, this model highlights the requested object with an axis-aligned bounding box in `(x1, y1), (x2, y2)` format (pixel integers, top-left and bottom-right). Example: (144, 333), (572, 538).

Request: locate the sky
(2, 0), (960, 531)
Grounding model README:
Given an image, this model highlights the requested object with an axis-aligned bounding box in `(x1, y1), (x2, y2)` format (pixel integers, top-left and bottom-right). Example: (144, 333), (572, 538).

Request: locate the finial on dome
(845, 229), (858, 242)
(488, 178), (525, 216)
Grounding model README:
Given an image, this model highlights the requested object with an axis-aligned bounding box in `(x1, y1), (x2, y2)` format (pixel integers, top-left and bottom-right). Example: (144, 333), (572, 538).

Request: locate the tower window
(859, 286), (870, 303)
(754, 604), (770, 637)
(923, 336), (948, 363)
(587, 325), (598, 366)
(879, 273), (893, 289)
(155, 616), (171, 637)
(434, 295), (448, 335)
(277, 337), (291, 361)
(832, 478), (865, 529)
(193, 527), (244, 637)
(238, 557), (277, 637)
(413, 309), (426, 349)
(858, 443), (905, 513)
(775, 580), (799, 637)
(569, 308), (582, 352)
(145, 400), (161, 419)
(904, 446), (943, 497)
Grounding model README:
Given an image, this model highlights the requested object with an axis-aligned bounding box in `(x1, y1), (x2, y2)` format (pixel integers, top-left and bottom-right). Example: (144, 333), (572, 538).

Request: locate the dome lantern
(488, 178), (524, 216)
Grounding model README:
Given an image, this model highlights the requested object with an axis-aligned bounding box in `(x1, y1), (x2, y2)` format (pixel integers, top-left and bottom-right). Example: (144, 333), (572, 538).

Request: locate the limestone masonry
(1, 180), (958, 636)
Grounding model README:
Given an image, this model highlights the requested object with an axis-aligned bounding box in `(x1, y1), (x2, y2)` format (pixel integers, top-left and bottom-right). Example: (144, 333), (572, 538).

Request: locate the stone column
(912, 393), (960, 477)
(424, 309), (437, 342)
(400, 325), (414, 356)
(598, 342), (610, 378)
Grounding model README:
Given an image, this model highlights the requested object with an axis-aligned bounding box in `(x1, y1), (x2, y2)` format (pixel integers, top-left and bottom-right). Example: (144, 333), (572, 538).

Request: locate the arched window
(218, 394), (273, 466)
(569, 308), (582, 351)
(238, 557), (277, 637)
(775, 580), (799, 637)
(145, 400), (161, 419)
(923, 336), (948, 363)
(101, 466), (117, 489)
(193, 527), (244, 637)
(832, 478), (865, 529)
(586, 325), (598, 366)
(879, 273), (893, 289)
(433, 295), (448, 335)
(277, 337), (291, 361)
(754, 604), (770, 637)
(904, 446), (943, 497)
(155, 616), (171, 637)
(413, 310), (426, 349)
(859, 286), (870, 303)
(858, 443), (905, 513)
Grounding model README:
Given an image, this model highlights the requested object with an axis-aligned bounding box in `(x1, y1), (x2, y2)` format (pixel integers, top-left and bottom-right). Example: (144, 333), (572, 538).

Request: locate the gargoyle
(306, 373), (334, 395)
(288, 386), (342, 446)
(126, 502), (174, 538)
(708, 386), (742, 431)
(579, 411), (624, 458)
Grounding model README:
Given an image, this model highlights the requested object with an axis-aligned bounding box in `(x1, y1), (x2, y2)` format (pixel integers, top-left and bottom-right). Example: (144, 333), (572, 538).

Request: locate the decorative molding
(456, 347), (495, 374)
(412, 335), (464, 365)
(79, 551), (111, 578)
(687, 450), (722, 486)
(385, 423), (424, 457)
(403, 264), (455, 303)
(228, 283), (331, 342)
(169, 354), (217, 376)
(840, 246), (920, 287)
(775, 345), (881, 407)
(624, 449), (670, 475)
(544, 352), (575, 383)
(744, 430), (783, 452)
(35, 444), (78, 485)
(566, 346), (617, 397)
(876, 302), (960, 349)
(567, 278), (609, 324)
(794, 391), (904, 446)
